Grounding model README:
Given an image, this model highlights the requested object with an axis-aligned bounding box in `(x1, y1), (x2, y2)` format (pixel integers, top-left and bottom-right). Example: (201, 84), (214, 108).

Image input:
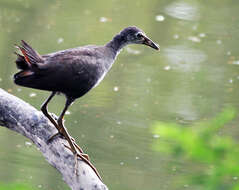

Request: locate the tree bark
(0, 88), (108, 190)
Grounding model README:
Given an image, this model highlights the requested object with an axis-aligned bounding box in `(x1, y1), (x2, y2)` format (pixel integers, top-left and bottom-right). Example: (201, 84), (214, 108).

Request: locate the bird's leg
(57, 98), (80, 155)
(41, 93), (101, 179)
(56, 98), (87, 156)
(41, 92), (60, 131)
(57, 98), (102, 179)
(41, 92), (85, 154)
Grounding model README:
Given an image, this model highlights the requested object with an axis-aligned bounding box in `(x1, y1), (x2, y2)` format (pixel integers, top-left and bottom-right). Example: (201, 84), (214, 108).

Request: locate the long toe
(72, 141), (84, 153)
(50, 113), (58, 121)
(47, 132), (65, 143)
(82, 153), (90, 161)
(74, 154), (79, 176)
(63, 143), (102, 180)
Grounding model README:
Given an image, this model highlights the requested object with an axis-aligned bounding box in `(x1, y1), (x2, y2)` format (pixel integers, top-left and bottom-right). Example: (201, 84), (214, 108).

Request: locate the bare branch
(0, 88), (108, 190)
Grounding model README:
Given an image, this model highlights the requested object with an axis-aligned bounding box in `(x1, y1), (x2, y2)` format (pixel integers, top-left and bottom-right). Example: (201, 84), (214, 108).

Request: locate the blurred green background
(0, 0), (239, 190)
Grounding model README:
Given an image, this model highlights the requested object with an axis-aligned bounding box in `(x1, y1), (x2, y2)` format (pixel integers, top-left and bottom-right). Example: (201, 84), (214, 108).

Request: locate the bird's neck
(106, 33), (128, 54)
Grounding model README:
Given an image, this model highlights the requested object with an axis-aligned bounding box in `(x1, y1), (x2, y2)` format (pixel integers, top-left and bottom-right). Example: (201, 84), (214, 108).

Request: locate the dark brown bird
(14, 26), (159, 178)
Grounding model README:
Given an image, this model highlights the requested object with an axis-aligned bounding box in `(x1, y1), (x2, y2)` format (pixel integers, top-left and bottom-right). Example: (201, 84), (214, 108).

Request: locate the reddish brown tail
(15, 40), (43, 70)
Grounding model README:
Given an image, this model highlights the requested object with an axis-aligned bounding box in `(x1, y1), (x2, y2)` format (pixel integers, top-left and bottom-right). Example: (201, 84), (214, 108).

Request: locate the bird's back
(14, 41), (116, 99)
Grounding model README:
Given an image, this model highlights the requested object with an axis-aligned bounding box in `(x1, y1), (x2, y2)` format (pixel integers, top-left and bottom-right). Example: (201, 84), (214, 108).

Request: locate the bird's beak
(143, 36), (160, 51)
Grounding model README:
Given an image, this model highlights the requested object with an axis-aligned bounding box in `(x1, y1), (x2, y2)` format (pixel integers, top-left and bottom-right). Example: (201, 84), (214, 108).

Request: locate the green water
(0, 0), (239, 189)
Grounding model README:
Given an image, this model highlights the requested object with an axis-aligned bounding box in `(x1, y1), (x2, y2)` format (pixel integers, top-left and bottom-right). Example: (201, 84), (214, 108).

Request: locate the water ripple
(163, 45), (207, 72)
(165, 1), (200, 21)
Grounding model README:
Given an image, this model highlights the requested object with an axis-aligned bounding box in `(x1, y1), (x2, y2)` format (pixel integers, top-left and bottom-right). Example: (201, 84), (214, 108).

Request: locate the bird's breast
(93, 71), (107, 88)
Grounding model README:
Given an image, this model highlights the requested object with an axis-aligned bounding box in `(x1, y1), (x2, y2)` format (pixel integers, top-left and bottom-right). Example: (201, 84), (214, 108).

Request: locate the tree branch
(0, 88), (108, 190)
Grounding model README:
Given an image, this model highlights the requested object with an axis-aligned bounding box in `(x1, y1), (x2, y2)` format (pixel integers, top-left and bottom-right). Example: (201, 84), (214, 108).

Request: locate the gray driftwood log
(0, 88), (108, 190)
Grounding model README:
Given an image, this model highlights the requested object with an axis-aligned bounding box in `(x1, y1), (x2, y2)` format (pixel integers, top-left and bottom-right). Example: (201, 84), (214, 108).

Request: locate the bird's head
(120, 26), (160, 51)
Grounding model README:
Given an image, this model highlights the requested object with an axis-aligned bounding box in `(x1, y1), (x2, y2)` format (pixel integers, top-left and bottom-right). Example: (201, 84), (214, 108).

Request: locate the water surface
(0, 0), (239, 189)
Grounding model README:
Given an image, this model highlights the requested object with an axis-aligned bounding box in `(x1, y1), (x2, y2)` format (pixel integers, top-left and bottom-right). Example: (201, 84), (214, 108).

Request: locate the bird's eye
(136, 33), (144, 39)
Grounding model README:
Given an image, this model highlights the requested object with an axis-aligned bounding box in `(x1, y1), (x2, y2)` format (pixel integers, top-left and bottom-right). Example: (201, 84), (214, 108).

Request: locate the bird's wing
(39, 47), (103, 72)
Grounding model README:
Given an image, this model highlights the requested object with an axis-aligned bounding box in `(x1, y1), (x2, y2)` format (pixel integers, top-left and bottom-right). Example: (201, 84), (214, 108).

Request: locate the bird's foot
(63, 144), (80, 175)
(47, 133), (86, 155)
(65, 135), (85, 154)
(47, 132), (64, 143)
(64, 144), (101, 179)
(64, 144), (90, 160)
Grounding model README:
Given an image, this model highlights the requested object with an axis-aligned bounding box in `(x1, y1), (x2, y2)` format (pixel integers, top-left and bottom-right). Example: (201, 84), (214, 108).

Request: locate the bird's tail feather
(14, 40), (44, 84)
(14, 51), (29, 70)
(15, 40), (43, 70)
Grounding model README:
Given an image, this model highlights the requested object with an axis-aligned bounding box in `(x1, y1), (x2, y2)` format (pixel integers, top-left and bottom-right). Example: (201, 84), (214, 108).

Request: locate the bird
(13, 26), (159, 178)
